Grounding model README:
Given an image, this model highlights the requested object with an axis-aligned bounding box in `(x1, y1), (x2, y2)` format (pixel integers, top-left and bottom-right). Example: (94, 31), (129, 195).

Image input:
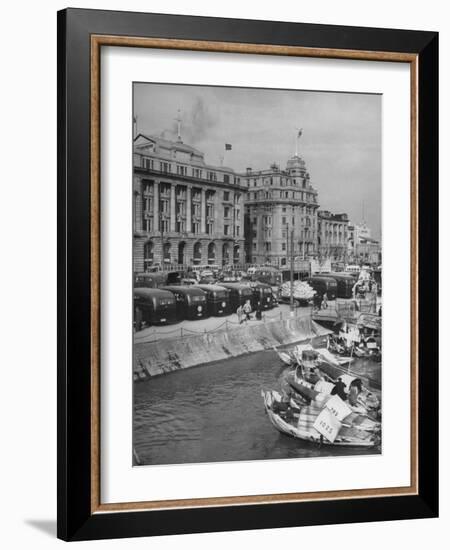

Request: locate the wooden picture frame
(57, 8), (438, 541)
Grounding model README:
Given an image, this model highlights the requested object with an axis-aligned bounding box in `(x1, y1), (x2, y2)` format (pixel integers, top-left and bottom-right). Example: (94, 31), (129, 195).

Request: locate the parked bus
(161, 286), (209, 320)
(250, 266), (282, 289)
(247, 282), (276, 310)
(195, 284), (231, 316)
(307, 276), (338, 301)
(327, 272), (355, 299)
(134, 288), (177, 329)
(218, 282), (255, 311)
(134, 271), (182, 288)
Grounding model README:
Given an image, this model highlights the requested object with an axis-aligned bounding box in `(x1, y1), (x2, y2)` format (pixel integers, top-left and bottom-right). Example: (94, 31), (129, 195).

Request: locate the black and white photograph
(132, 83), (383, 466)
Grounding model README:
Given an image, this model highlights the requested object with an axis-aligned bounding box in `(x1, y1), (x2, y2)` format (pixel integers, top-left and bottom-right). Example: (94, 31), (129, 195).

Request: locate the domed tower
(242, 128), (320, 268)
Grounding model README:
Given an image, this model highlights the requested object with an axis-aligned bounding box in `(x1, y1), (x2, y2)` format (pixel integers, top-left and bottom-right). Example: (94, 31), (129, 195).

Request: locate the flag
(225, 143), (232, 151)
(298, 128), (303, 138)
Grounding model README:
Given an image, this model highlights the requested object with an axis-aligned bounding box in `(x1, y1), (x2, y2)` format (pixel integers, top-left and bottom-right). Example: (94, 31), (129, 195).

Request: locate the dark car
(134, 271), (182, 288)
(307, 276), (338, 301)
(161, 286), (209, 320)
(327, 272), (356, 299)
(134, 288), (177, 329)
(218, 282), (255, 311)
(247, 282), (276, 310)
(195, 284), (231, 316)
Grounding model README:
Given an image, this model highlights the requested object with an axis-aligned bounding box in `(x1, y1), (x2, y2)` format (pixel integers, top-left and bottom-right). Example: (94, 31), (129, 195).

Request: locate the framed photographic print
(57, 8), (438, 541)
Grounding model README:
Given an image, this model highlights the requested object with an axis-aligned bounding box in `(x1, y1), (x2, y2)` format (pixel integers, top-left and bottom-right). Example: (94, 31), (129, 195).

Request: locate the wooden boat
(261, 389), (381, 448)
(273, 346), (296, 366)
(274, 343), (354, 371)
(283, 367), (381, 418)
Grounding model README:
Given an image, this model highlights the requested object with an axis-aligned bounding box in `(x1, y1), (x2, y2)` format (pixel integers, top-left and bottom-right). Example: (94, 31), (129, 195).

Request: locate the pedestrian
(236, 304), (244, 324)
(255, 300), (262, 321)
(243, 299), (252, 322)
(313, 292), (321, 311)
(321, 292), (328, 310)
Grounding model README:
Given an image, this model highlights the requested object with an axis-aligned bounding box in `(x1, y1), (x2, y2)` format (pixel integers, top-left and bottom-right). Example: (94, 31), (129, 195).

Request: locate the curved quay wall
(134, 316), (330, 381)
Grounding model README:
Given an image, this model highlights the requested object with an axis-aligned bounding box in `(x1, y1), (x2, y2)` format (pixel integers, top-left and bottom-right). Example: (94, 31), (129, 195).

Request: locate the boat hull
(262, 390), (380, 448)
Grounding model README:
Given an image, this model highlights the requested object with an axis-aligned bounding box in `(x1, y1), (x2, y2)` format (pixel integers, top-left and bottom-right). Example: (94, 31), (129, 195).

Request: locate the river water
(134, 349), (381, 466)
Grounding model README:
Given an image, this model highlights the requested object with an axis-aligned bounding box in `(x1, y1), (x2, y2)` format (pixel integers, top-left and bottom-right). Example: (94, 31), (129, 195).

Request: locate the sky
(134, 83), (381, 239)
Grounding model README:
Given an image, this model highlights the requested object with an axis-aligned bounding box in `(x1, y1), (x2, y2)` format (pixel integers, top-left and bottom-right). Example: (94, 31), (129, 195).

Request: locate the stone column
(186, 185), (192, 233)
(201, 188), (206, 234)
(170, 184), (176, 232)
(153, 181), (159, 231)
(134, 191), (142, 233)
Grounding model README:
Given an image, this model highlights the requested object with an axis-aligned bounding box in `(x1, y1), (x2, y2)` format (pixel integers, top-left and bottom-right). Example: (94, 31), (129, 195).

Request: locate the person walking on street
(236, 304), (244, 324)
(321, 292), (328, 310)
(243, 299), (252, 322)
(255, 300), (262, 321)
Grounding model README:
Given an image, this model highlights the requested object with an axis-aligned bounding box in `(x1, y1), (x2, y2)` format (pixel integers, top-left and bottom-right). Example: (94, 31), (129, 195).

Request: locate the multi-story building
(317, 211), (349, 262)
(242, 154), (320, 266)
(348, 221), (381, 264)
(133, 133), (246, 272)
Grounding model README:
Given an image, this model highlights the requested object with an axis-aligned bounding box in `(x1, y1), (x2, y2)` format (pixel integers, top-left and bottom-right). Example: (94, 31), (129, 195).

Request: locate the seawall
(134, 316), (330, 381)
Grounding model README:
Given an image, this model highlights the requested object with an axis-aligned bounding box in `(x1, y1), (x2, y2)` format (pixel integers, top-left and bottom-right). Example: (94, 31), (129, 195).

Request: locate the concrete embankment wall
(134, 316), (330, 381)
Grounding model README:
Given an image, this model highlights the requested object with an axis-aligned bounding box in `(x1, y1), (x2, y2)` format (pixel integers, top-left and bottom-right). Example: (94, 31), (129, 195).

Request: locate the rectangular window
(282, 242), (286, 251)
(236, 226), (240, 236)
(176, 219), (186, 233)
(282, 217), (286, 225)
(176, 202), (186, 216)
(160, 199), (169, 215)
(223, 191), (230, 201)
(143, 197), (152, 212)
(143, 218), (153, 232)
(142, 158), (154, 170)
(224, 174), (230, 184)
(224, 225), (230, 236)
(224, 206), (231, 218)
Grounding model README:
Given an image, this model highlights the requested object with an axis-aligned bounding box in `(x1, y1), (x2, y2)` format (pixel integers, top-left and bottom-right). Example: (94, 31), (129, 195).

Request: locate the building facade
(347, 221), (381, 264)
(317, 211), (349, 262)
(242, 154), (319, 267)
(133, 134), (246, 273)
